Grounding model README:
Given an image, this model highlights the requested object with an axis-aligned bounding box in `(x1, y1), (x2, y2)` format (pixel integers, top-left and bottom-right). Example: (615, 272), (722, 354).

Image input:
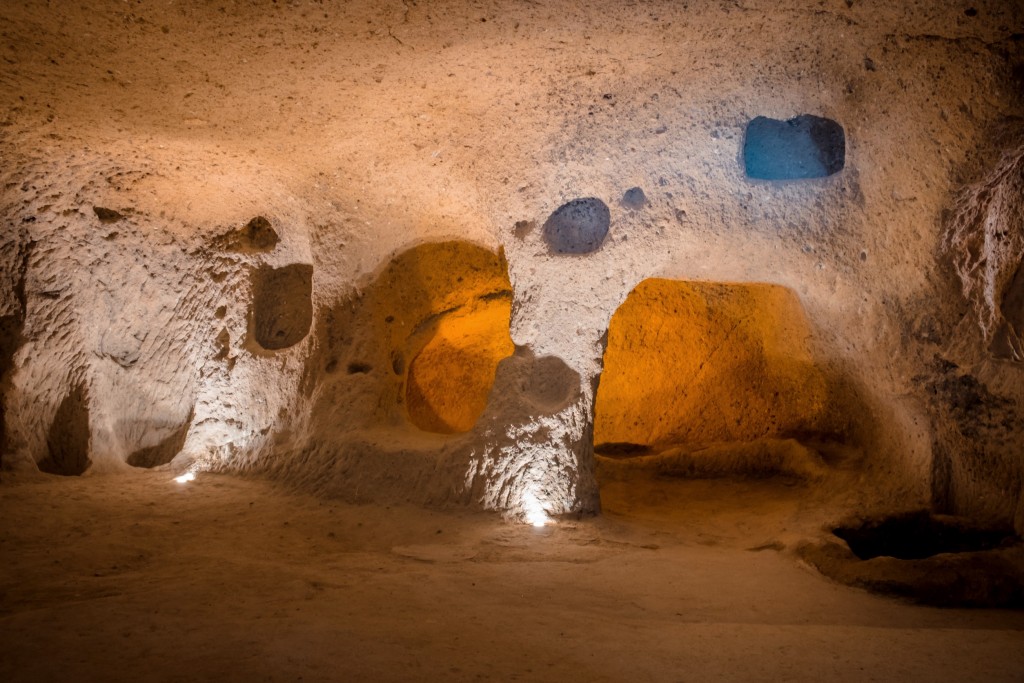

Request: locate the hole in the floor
(347, 362), (372, 374)
(595, 278), (841, 454)
(543, 197), (611, 254)
(743, 114), (845, 180)
(834, 511), (1018, 560)
(38, 385), (91, 476)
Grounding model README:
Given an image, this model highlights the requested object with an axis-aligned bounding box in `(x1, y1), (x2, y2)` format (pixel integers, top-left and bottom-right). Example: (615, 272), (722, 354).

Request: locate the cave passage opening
(593, 278), (845, 481)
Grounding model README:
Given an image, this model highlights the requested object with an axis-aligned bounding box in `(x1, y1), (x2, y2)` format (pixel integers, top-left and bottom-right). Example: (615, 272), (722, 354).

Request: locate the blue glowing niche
(743, 115), (845, 180)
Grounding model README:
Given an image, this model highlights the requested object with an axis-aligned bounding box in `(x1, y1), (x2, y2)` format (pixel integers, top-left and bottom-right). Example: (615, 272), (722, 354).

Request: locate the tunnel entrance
(594, 279), (842, 479)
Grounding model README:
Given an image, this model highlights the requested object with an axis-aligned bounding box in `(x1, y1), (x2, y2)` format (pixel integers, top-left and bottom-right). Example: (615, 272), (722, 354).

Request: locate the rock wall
(0, 0), (1022, 526)
(937, 132), (1024, 531)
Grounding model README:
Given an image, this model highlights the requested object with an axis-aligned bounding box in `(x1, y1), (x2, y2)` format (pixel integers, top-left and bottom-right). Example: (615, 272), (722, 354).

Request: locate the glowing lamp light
(522, 490), (551, 528)
(174, 471), (196, 484)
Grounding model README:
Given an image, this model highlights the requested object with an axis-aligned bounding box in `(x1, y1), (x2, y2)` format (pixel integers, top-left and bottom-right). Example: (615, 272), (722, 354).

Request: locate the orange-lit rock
(595, 279), (838, 449)
(406, 299), (513, 433)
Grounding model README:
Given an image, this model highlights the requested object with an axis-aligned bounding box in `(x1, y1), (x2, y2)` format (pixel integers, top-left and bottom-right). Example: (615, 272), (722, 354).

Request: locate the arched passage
(595, 279), (840, 454)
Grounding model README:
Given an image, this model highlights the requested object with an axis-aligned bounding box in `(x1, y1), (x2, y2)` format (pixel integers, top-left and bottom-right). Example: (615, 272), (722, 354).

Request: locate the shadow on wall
(304, 240), (514, 437)
(594, 279), (849, 452)
(926, 360), (1023, 529)
(0, 234), (30, 468)
(998, 260), (1024, 360)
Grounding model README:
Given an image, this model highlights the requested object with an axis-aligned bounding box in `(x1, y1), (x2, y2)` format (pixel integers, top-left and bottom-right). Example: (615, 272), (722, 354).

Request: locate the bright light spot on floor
(522, 490), (551, 528)
(174, 471), (196, 484)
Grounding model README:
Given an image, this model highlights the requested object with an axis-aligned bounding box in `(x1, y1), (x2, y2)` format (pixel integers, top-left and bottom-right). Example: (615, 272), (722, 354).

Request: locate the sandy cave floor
(2, 469), (1024, 683)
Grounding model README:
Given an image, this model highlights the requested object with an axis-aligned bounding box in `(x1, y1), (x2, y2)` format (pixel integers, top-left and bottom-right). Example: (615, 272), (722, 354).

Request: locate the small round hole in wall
(543, 197), (611, 254)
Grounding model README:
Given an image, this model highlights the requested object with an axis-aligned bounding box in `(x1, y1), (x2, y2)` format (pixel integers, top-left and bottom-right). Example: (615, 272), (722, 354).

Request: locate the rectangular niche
(743, 115), (845, 180)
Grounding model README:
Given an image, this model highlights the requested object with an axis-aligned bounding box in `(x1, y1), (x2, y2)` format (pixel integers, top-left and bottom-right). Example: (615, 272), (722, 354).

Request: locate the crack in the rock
(886, 32), (1022, 49)
(387, 0), (412, 48)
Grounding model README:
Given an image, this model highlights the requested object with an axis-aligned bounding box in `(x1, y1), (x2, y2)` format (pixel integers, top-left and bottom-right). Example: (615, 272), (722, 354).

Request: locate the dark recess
(93, 206), (124, 223)
(743, 115), (845, 180)
(594, 442), (653, 457)
(252, 263), (314, 350)
(621, 187), (648, 210)
(0, 238), (31, 467)
(0, 317), (21, 464)
(990, 258), (1024, 360)
(38, 385), (91, 476)
(834, 510), (1017, 560)
(127, 407), (194, 468)
(543, 197), (611, 254)
(218, 216), (280, 252)
(391, 350), (405, 375)
(235, 216), (279, 251)
(513, 220), (535, 239)
(520, 352), (581, 411)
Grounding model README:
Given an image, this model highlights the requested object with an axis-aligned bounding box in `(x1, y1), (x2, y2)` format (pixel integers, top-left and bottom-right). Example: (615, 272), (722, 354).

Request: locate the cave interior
(2, 1), (1024, 681)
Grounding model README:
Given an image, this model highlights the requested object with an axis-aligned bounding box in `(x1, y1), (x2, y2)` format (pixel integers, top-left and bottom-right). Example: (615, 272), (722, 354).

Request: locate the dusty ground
(2, 469), (1023, 683)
